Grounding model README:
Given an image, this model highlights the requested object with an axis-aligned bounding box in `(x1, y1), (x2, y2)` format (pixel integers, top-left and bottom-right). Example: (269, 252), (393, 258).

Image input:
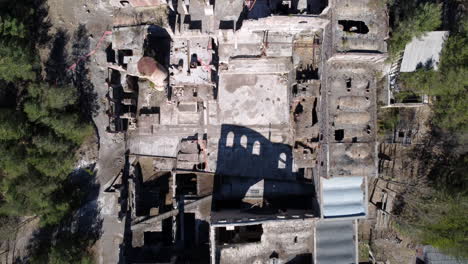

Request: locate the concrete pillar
(210, 225), (216, 264)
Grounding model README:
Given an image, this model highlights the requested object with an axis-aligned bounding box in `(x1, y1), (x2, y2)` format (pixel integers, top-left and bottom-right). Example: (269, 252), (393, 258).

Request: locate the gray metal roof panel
(322, 176), (365, 218)
(400, 31), (449, 72)
(316, 220), (357, 264)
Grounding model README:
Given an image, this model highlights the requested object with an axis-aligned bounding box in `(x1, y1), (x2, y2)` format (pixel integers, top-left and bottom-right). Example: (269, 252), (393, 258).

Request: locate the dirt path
(36, 0), (127, 263)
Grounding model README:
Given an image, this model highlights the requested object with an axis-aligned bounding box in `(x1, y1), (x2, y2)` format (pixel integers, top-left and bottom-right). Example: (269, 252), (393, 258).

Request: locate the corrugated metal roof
(400, 31), (449, 72)
(322, 176), (365, 218)
(316, 220), (357, 264)
(423, 246), (468, 264)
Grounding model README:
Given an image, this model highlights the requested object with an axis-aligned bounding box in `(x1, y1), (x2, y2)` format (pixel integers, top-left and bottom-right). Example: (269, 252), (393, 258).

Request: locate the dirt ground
(371, 238), (416, 264)
(0, 217), (40, 264)
(45, 1), (129, 263)
(363, 98), (436, 263)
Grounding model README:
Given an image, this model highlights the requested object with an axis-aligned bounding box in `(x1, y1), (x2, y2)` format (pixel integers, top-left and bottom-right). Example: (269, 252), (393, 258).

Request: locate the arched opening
(338, 20), (369, 34)
(226, 131), (234, 147)
(252, 141), (261, 155)
(240, 135), (248, 148)
(278, 153), (287, 169)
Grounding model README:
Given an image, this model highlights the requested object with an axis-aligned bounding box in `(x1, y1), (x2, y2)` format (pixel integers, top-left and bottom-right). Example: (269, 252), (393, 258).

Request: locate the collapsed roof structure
(101, 0), (387, 263)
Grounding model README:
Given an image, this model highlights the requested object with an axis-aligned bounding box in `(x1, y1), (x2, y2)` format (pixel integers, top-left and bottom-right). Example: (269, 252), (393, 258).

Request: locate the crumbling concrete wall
(212, 219), (315, 264)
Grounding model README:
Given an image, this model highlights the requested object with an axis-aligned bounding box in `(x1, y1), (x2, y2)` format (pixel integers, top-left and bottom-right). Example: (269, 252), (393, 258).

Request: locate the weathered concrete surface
(213, 219), (315, 264)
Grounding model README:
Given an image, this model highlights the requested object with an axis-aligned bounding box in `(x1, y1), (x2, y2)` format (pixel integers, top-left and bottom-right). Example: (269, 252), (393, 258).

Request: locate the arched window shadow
(278, 152), (287, 169)
(252, 141), (261, 156)
(240, 135), (248, 148)
(226, 131), (234, 147)
(212, 124), (318, 223)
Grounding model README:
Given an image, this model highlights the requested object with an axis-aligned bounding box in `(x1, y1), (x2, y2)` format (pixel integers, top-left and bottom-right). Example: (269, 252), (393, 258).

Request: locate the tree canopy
(389, 0), (468, 259)
(0, 1), (97, 263)
(388, 2), (442, 58)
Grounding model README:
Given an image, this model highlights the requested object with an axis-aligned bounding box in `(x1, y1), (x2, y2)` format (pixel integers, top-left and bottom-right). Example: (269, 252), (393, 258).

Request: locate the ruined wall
(213, 219), (315, 264)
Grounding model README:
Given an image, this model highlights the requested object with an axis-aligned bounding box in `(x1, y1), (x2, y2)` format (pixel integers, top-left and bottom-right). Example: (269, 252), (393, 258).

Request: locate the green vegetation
(0, 73), (92, 227)
(0, 43), (37, 82)
(377, 108), (399, 135)
(0, 15), (27, 38)
(388, 0), (468, 259)
(30, 226), (97, 264)
(388, 2), (442, 58)
(395, 191), (468, 258)
(400, 28), (468, 132)
(0, 1), (97, 263)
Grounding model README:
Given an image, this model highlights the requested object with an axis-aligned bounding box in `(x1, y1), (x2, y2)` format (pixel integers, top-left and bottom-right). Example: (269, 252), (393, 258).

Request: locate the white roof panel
(322, 176), (365, 218)
(400, 31), (449, 72)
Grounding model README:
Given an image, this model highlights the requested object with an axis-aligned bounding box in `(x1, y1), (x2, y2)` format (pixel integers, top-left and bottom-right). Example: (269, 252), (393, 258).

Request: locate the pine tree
(0, 43), (36, 82)
(389, 3), (442, 58)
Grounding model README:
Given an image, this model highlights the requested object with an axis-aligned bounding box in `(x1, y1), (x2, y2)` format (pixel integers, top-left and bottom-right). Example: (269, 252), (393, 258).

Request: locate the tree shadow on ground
(71, 24), (100, 120)
(43, 25), (100, 121)
(44, 29), (70, 85)
(19, 167), (103, 263)
(401, 121), (468, 197)
(30, 0), (53, 47)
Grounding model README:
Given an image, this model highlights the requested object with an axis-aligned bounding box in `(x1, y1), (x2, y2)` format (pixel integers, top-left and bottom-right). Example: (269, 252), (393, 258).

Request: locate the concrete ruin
(101, 0), (387, 263)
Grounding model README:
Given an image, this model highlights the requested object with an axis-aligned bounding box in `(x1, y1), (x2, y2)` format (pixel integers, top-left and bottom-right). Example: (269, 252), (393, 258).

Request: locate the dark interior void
(312, 97), (318, 125)
(294, 102), (304, 117)
(286, 253), (313, 264)
(128, 218), (211, 263)
(334, 129), (344, 141)
(296, 65), (319, 81)
(181, 15), (203, 30)
(145, 25), (171, 67)
(117, 49), (132, 69)
(139, 106), (160, 115)
(399, 93), (423, 103)
(307, 0), (328, 14)
(176, 173), (198, 196)
(246, 0), (328, 18)
(296, 167), (314, 183)
(128, 219), (174, 263)
(107, 70), (127, 132)
(216, 224), (263, 244)
(144, 230), (171, 246)
(338, 20), (369, 34)
(219, 20), (235, 29)
(106, 44), (116, 63)
(176, 213), (196, 247)
(213, 194), (315, 213)
(135, 169), (171, 216)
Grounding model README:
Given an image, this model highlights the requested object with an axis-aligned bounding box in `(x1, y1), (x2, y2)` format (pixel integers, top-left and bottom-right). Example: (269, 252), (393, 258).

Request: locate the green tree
(0, 143), (29, 179)
(0, 43), (36, 82)
(400, 33), (468, 132)
(0, 109), (27, 140)
(0, 15), (26, 39)
(422, 199), (468, 258)
(389, 3), (442, 58)
(27, 82), (78, 110)
(23, 83), (94, 144)
(32, 133), (72, 154)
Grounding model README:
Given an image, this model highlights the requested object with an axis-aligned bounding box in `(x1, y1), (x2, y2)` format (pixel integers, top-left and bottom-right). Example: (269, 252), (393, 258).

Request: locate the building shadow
(212, 124), (318, 223)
